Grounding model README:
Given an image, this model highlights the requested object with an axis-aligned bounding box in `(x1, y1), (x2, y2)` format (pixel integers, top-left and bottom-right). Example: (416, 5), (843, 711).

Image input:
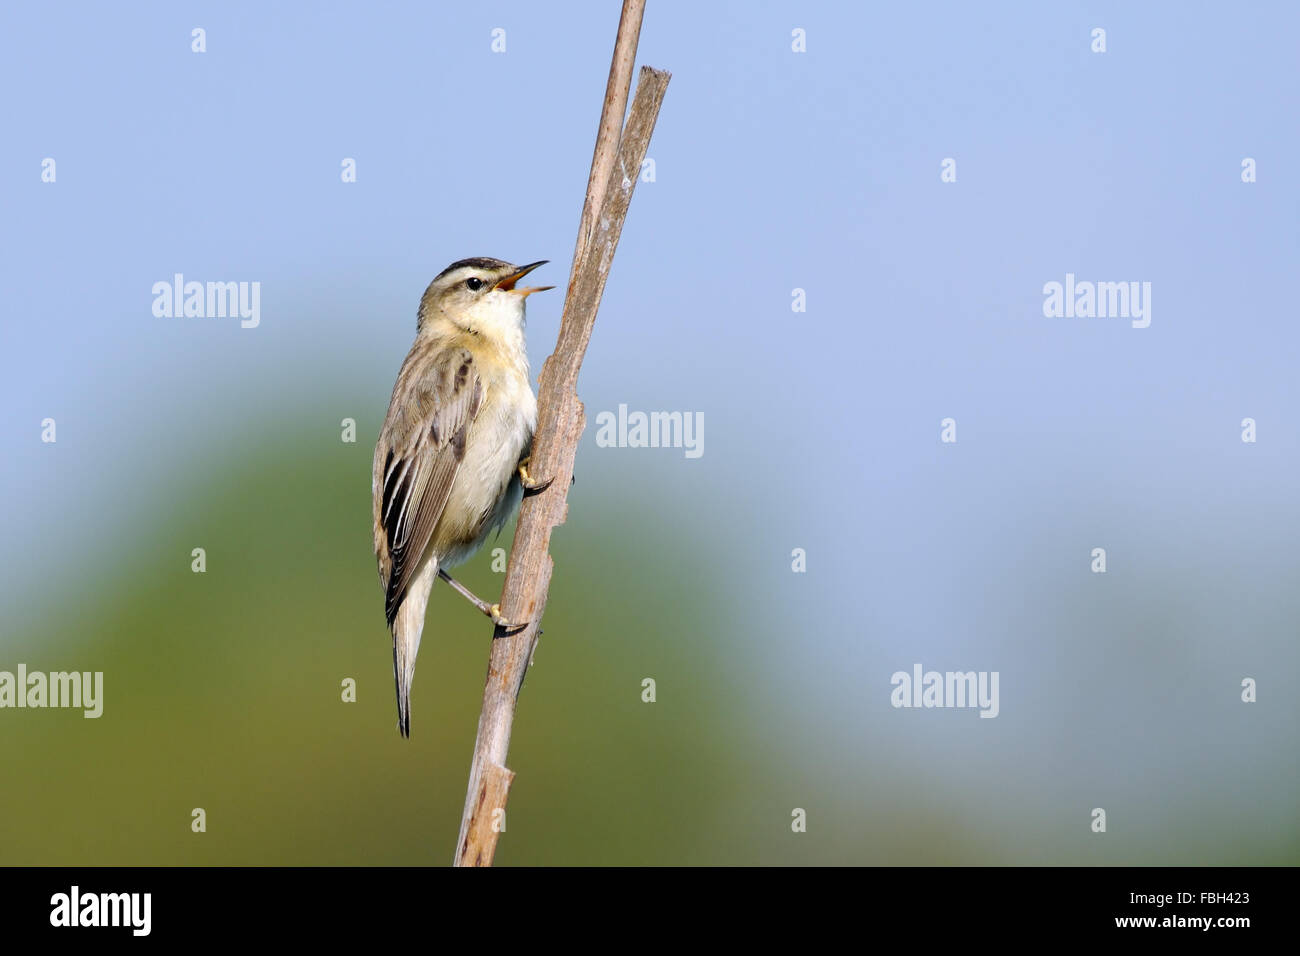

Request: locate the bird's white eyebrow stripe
(432, 257), (510, 282)
(435, 266), (488, 287)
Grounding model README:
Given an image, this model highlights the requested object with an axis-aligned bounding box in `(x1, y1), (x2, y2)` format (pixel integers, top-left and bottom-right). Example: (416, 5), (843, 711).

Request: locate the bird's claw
(489, 603), (527, 631)
(518, 458), (555, 495)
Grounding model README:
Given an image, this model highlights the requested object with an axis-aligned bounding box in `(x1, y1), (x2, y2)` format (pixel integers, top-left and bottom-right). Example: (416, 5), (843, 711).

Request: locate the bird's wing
(373, 345), (483, 625)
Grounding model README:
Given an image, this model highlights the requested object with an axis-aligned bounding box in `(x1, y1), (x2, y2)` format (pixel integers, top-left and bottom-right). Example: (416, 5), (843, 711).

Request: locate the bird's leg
(437, 569), (524, 630)
(517, 455), (555, 495)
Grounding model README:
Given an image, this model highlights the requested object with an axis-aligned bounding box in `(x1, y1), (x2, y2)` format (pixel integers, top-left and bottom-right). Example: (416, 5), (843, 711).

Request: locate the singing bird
(373, 257), (553, 737)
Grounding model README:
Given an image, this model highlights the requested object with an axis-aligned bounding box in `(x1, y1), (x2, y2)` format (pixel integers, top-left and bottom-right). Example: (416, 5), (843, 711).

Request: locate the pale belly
(431, 377), (536, 569)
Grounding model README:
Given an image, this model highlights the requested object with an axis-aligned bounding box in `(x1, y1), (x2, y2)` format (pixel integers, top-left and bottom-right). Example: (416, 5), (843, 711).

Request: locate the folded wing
(373, 346), (483, 626)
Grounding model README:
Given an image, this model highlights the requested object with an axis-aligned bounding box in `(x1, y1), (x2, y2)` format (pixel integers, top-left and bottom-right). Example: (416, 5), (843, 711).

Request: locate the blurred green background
(0, 403), (879, 865)
(3, 396), (1296, 865)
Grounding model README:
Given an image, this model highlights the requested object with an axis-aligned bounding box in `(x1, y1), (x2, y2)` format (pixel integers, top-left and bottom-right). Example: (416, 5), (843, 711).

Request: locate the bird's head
(418, 257), (553, 339)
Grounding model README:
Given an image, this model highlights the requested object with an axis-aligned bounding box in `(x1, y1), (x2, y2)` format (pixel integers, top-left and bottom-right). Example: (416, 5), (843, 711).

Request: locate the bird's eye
(465, 277), (485, 292)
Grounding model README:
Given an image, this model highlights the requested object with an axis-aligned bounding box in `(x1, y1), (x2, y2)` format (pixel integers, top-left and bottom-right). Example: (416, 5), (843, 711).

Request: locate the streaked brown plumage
(372, 257), (550, 737)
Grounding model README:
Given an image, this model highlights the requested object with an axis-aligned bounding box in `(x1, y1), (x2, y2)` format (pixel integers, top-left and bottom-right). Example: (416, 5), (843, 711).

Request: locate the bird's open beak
(495, 260), (554, 298)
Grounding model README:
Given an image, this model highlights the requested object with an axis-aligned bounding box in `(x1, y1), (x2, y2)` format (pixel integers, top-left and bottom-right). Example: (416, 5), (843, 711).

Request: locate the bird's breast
(432, 367), (536, 567)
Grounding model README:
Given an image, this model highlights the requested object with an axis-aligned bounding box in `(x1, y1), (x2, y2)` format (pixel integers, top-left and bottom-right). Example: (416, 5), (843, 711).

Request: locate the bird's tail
(391, 559), (437, 738)
(392, 640), (413, 739)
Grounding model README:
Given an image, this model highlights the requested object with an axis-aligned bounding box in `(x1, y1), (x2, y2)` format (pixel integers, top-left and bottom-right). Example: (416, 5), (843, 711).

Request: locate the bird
(372, 257), (554, 737)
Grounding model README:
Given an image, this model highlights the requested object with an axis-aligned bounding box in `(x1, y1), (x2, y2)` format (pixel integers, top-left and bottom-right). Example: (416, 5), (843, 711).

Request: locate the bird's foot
(486, 603), (526, 631)
(518, 457), (555, 495)
(438, 568), (526, 631)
